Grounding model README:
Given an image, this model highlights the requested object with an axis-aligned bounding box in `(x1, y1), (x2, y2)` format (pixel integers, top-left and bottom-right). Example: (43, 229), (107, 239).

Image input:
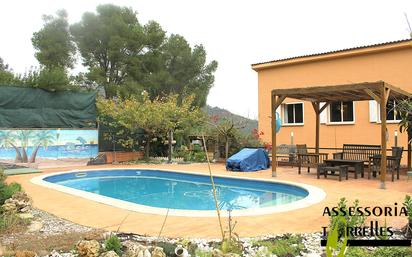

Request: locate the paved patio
(6, 163), (412, 238)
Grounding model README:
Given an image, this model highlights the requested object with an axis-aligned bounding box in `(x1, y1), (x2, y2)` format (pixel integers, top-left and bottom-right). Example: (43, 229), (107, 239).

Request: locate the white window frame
(327, 101), (355, 125)
(376, 99), (402, 124)
(282, 102), (304, 126)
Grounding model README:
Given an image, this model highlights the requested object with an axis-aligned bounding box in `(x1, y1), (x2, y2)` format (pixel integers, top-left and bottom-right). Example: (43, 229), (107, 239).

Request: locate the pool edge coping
(30, 167), (326, 217)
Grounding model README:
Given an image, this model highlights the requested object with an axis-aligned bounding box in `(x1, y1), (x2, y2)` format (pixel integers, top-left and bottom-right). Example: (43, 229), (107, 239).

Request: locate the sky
(1, 1), (412, 119)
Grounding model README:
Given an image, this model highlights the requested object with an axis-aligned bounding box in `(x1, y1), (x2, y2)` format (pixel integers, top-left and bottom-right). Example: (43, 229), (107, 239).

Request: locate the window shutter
(369, 100), (378, 122)
(320, 102), (327, 124)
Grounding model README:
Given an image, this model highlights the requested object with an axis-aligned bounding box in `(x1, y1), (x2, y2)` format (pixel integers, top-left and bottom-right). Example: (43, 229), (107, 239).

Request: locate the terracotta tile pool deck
(6, 163), (412, 238)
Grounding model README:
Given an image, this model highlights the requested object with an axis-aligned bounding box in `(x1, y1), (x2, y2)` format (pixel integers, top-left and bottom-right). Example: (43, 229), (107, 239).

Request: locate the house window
(329, 101), (354, 123)
(377, 99), (401, 122)
(386, 100), (401, 121)
(283, 103), (303, 124)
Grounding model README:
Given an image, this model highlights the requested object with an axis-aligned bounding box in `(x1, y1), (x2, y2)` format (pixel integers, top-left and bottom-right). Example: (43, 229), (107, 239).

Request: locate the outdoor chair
(369, 146), (403, 181)
(296, 144), (328, 174)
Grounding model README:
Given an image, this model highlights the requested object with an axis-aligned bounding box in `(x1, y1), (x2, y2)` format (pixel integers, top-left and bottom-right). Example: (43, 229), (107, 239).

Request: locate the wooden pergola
(271, 81), (411, 189)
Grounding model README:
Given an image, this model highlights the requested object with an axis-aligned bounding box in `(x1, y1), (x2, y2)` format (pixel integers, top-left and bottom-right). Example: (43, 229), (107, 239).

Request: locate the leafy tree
(155, 35), (218, 107)
(35, 68), (74, 92)
(0, 57), (9, 71)
(0, 70), (16, 85)
(97, 93), (204, 159)
(160, 94), (205, 161)
(71, 4), (217, 105)
(6, 67), (75, 92)
(397, 99), (412, 143)
(71, 4), (150, 98)
(0, 57), (18, 85)
(208, 115), (246, 160)
(32, 9), (75, 70)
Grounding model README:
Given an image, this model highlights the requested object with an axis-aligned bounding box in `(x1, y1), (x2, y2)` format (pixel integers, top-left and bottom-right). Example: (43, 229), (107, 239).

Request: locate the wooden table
(317, 165), (349, 181)
(324, 159), (364, 179)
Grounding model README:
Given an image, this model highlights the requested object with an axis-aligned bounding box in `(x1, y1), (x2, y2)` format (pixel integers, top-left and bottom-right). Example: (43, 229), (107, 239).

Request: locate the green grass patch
(253, 234), (306, 257)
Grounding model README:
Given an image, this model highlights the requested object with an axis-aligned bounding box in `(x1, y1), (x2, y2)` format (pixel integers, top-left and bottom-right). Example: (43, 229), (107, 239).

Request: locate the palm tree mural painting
(29, 130), (55, 163)
(0, 129), (98, 163)
(16, 130), (33, 163)
(0, 131), (22, 162)
(0, 130), (55, 163)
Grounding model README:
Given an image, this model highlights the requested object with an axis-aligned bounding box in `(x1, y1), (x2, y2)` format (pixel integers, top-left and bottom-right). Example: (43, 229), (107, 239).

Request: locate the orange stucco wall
(255, 42), (412, 163)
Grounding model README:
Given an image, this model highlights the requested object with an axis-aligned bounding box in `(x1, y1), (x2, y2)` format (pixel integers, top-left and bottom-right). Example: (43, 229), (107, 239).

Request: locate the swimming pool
(31, 168), (326, 217)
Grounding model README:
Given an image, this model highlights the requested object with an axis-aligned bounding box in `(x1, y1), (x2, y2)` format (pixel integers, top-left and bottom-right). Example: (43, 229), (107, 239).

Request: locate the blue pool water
(45, 169), (309, 211)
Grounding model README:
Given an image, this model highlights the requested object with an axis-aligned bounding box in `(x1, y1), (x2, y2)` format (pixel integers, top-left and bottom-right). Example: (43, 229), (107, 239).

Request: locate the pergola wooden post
(364, 84), (390, 189)
(271, 93), (286, 177)
(379, 85), (390, 189)
(311, 101), (330, 154)
(269, 81), (410, 187)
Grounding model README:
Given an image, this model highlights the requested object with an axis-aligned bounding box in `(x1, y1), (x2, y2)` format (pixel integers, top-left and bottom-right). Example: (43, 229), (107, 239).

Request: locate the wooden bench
(318, 165), (349, 181)
(332, 144), (381, 178)
(273, 144), (297, 166)
(333, 144), (381, 164)
(297, 144), (329, 174)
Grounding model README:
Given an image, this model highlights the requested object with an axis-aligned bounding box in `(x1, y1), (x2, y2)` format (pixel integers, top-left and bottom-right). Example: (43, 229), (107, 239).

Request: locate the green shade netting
(0, 86), (96, 128)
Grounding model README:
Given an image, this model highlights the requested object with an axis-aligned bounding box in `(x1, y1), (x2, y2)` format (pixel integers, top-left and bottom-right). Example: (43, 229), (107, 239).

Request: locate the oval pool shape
(31, 169), (326, 217)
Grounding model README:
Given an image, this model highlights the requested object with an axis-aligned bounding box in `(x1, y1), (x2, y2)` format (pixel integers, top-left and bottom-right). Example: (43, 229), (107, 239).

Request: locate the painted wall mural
(0, 129), (98, 163)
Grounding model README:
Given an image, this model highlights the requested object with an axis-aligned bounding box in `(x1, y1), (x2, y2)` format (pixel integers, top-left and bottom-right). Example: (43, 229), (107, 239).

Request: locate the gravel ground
(1, 208), (96, 246)
(2, 208), (410, 257)
(29, 208), (94, 236)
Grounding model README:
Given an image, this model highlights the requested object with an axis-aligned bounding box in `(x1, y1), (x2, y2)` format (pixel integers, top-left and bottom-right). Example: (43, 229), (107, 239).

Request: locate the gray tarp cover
(0, 86), (96, 128)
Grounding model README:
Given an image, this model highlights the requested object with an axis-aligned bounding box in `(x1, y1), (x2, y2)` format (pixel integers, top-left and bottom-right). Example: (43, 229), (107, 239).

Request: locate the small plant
(345, 246), (412, 257)
(330, 198), (365, 239)
(373, 246), (412, 257)
(104, 234), (121, 255)
(0, 213), (29, 232)
(377, 219), (389, 240)
(156, 241), (177, 257)
(344, 247), (371, 257)
(220, 210), (243, 254)
(403, 194), (412, 237)
(176, 239), (197, 256)
(194, 249), (213, 257)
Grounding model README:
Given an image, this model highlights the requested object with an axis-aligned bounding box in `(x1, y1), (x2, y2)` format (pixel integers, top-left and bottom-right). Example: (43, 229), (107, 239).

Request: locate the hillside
(205, 105), (258, 135)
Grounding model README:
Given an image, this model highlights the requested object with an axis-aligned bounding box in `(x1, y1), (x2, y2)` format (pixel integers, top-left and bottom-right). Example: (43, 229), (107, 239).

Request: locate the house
(251, 39), (412, 164)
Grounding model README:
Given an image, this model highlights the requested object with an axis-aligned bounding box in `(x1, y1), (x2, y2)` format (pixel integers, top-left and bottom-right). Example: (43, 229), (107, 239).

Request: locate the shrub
(173, 149), (207, 163)
(0, 169), (22, 205)
(173, 150), (192, 162)
(192, 152), (206, 162)
(1, 182), (22, 202)
(104, 235), (121, 255)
